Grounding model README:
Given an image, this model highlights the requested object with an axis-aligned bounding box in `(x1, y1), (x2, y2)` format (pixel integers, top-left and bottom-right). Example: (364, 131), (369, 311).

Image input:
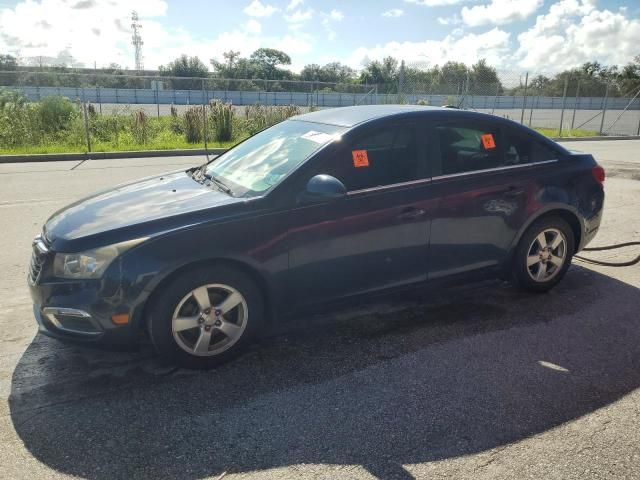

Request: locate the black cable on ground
(574, 241), (640, 267)
(582, 241), (640, 251)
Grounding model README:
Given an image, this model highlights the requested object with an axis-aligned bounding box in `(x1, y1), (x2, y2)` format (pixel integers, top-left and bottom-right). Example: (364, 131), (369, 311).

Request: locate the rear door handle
(397, 207), (427, 221)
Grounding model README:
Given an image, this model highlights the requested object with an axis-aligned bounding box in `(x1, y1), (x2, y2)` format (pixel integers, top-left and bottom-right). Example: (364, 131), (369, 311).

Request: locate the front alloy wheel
(148, 267), (263, 369)
(172, 284), (248, 356)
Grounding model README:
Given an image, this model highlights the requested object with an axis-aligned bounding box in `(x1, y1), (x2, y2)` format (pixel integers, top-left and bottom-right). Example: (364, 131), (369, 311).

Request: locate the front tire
(147, 266), (264, 369)
(512, 216), (575, 293)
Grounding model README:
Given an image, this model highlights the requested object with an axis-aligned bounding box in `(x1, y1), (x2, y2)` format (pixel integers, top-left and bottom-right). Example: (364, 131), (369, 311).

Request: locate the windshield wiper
(203, 172), (233, 195)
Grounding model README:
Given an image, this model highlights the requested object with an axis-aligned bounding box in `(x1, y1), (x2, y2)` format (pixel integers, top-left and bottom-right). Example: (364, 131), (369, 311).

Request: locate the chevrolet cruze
(28, 105), (605, 368)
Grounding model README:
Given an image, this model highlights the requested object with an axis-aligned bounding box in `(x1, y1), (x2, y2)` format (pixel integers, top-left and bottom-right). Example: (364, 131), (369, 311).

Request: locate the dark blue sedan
(29, 106), (605, 368)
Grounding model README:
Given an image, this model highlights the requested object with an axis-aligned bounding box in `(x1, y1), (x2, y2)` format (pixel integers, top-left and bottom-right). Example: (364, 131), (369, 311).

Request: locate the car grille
(29, 235), (50, 284)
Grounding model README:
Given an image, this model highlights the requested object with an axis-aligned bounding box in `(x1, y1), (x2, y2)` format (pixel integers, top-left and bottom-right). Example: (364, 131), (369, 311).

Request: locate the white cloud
(319, 9), (343, 41)
(347, 28), (511, 69)
(285, 8), (313, 23)
(243, 0), (278, 18)
(286, 0), (303, 11)
(461, 0), (543, 27)
(329, 9), (344, 21)
(405, 0), (470, 6)
(382, 9), (405, 18)
(437, 14), (462, 25)
(0, 0), (308, 70)
(516, 0), (640, 70)
(243, 19), (262, 34)
(0, 0), (168, 68)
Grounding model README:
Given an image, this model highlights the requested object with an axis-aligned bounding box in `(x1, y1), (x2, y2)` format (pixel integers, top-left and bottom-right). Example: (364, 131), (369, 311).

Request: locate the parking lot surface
(0, 141), (639, 479)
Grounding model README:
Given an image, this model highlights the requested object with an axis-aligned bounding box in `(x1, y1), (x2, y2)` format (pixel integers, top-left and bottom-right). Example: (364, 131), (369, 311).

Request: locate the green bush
(37, 96), (78, 133)
(243, 103), (301, 135)
(209, 99), (234, 141)
(183, 106), (203, 143)
(0, 89), (41, 147)
(131, 110), (149, 145)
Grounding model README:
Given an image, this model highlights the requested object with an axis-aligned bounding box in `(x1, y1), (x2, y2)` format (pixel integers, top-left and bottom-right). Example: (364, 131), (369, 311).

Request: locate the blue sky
(1, 0), (639, 72)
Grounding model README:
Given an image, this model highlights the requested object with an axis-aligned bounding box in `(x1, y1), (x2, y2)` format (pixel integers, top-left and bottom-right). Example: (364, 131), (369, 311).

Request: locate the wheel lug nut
(204, 325), (211, 331)
(214, 309), (222, 316)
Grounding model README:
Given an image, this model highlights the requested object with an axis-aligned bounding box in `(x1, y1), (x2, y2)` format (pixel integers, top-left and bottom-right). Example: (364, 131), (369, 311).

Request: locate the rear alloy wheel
(526, 228), (568, 283)
(148, 267), (263, 369)
(513, 217), (575, 293)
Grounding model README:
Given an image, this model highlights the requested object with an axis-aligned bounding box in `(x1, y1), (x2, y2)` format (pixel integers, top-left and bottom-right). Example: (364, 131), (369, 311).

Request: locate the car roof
(291, 105), (448, 127)
(290, 104), (568, 153)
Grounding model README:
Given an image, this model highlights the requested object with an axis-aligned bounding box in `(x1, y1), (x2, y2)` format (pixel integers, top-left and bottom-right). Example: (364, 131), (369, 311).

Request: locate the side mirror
(299, 174), (347, 204)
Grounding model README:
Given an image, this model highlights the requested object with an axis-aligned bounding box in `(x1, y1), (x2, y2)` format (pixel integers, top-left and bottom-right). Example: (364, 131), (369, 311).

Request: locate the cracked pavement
(0, 141), (639, 479)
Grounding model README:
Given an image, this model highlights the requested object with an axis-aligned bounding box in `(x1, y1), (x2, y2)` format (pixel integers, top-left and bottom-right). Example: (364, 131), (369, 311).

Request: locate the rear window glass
(436, 125), (502, 175)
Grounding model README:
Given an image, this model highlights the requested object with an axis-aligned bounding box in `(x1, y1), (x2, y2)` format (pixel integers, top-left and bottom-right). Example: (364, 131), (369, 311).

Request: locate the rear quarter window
(503, 129), (559, 165)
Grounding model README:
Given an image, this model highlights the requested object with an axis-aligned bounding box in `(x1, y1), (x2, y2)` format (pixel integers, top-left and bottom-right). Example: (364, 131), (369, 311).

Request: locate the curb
(552, 135), (640, 142)
(0, 148), (227, 164)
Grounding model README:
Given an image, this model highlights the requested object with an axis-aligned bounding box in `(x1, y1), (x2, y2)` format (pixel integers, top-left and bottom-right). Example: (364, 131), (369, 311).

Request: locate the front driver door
(285, 122), (436, 309)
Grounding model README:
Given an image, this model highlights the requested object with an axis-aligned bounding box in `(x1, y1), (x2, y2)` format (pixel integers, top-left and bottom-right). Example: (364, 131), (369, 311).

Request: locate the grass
(0, 90), (603, 156)
(0, 92), (289, 156)
(535, 128), (599, 138)
(0, 126), (603, 156)
(0, 137), (242, 155)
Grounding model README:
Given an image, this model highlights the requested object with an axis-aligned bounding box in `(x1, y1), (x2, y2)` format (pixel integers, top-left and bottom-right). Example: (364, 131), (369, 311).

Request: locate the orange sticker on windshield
(352, 150), (369, 168)
(481, 133), (496, 150)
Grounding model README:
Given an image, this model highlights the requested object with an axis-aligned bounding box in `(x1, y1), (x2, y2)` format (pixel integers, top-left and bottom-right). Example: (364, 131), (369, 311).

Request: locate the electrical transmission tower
(131, 11), (144, 71)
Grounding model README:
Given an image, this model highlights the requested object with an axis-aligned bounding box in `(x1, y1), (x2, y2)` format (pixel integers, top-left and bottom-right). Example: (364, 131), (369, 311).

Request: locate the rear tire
(512, 216), (575, 293)
(147, 266), (264, 369)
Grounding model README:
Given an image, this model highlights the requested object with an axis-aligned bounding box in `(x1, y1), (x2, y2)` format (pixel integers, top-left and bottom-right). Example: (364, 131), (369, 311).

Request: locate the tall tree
(160, 55), (209, 89)
(360, 57), (398, 93)
(300, 62), (356, 83)
(249, 48), (291, 79)
(0, 54), (18, 70)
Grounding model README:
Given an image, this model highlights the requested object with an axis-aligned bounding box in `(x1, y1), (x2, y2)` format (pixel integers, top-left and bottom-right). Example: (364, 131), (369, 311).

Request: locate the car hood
(45, 170), (246, 249)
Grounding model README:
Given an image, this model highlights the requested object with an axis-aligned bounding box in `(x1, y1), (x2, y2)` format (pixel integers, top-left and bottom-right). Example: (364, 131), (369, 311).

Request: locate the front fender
(115, 213), (289, 332)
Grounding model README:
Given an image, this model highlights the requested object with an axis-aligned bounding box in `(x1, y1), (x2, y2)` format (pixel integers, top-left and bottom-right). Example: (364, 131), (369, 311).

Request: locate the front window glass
(321, 124), (422, 192)
(205, 120), (345, 197)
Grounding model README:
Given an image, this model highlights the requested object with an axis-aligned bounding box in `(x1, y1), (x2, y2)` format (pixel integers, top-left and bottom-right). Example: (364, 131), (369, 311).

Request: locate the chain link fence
(0, 71), (377, 115)
(0, 71), (378, 153)
(1, 67), (639, 155)
(399, 63), (640, 137)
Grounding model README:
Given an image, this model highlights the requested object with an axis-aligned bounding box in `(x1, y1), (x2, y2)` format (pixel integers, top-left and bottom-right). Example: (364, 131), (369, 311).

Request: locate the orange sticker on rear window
(352, 150), (369, 167)
(481, 133), (496, 150)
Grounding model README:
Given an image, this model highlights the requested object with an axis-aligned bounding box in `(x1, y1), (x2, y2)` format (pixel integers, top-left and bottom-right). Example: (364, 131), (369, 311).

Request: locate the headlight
(53, 238), (147, 279)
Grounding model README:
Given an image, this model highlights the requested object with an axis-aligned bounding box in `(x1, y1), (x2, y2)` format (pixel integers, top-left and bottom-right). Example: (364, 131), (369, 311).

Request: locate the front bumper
(28, 238), (143, 347)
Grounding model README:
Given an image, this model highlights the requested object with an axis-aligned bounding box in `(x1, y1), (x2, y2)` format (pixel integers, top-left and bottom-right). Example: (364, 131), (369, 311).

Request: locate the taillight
(592, 165), (605, 185)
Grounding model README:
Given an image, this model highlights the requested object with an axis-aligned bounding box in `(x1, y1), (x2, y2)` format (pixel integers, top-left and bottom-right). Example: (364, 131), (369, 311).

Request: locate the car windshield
(205, 120), (345, 197)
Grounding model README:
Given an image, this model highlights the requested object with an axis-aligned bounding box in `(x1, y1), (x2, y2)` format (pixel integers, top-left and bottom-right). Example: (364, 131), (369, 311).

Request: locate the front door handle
(397, 207), (427, 221)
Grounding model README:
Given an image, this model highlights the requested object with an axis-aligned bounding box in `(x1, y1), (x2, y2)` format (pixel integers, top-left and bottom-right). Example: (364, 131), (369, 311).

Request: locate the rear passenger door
(427, 119), (558, 279)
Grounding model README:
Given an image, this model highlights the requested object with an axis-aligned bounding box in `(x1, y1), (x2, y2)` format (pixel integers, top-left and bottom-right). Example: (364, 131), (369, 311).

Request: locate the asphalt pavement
(0, 141), (639, 479)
